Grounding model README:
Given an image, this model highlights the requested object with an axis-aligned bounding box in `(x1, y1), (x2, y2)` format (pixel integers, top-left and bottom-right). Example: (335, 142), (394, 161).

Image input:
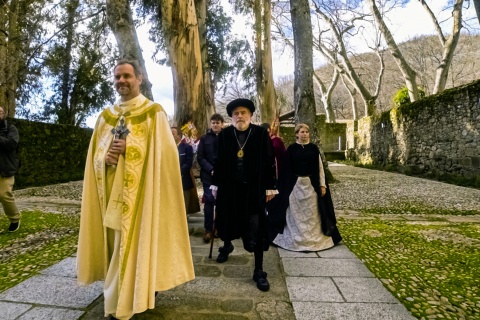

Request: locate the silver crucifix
(111, 116), (130, 140)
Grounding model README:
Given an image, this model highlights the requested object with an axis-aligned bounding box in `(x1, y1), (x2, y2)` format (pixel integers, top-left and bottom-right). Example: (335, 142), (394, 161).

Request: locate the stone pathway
(2, 163), (479, 319)
(0, 211), (414, 320)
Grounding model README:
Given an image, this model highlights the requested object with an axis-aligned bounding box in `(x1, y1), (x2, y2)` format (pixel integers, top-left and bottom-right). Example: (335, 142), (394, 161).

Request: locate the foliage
(12, 0), (114, 126)
(0, 211), (79, 293)
(206, 0), (245, 93)
(2, 0), (54, 116)
(12, 118), (92, 189)
(392, 86), (426, 108)
(40, 1), (115, 126)
(340, 217), (480, 319)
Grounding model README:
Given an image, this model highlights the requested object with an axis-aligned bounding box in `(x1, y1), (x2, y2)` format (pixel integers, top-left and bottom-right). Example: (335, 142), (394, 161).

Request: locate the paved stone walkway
(0, 210), (414, 320)
(5, 163), (480, 319)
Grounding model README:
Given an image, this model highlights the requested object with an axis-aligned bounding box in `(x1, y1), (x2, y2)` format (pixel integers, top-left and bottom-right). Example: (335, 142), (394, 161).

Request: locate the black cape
(212, 124), (276, 252)
(268, 143), (342, 244)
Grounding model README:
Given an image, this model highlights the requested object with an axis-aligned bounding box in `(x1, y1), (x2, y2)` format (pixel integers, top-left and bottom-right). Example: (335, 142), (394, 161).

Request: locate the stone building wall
(346, 79), (480, 180)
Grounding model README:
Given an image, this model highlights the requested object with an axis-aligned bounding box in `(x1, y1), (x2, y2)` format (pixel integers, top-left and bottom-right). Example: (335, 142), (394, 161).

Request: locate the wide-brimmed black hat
(226, 98), (255, 117)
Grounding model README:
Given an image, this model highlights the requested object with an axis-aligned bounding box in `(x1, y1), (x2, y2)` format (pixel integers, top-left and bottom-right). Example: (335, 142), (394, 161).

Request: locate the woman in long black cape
(268, 124), (342, 251)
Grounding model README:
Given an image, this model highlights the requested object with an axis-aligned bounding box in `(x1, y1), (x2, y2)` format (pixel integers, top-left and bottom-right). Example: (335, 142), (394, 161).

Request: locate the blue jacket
(178, 141), (194, 190)
(196, 129), (219, 185)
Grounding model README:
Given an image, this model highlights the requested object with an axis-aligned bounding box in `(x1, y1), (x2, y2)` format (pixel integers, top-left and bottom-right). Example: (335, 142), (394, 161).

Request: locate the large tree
(0, 0), (21, 117)
(289, 0), (317, 141)
(254, 0), (277, 123)
(419, 0), (464, 94)
(230, 0), (277, 123)
(106, 0), (153, 99)
(195, 0), (216, 120)
(311, 0), (385, 117)
(42, 1), (114, 126)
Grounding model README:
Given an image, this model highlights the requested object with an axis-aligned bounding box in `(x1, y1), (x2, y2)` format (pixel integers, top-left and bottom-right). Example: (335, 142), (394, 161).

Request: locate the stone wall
(9, 118), (93, 189)
(279, 115), (347, 152)
(346, 79), (480, 181)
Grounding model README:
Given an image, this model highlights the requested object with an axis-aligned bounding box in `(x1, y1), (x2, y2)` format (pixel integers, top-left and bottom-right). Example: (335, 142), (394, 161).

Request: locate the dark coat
(0, 120), (20, 178)
(196, 129), (219, 185)
(212, 124), (276, 252)
(268, 143), (342, 244)
(178, 141), (194, 190)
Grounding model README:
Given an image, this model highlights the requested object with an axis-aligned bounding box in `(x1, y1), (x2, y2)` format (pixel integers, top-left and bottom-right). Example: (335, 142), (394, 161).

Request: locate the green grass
(339, 218), (480, 319)
(0, 211), (79, 292)
(361, 205), (480, 216)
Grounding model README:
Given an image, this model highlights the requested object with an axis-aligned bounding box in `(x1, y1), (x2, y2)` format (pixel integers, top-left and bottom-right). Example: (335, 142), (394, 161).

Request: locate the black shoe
(8, 221), (20, 232)
(253, 269), (270, 292)
(216, 244), (234, 263)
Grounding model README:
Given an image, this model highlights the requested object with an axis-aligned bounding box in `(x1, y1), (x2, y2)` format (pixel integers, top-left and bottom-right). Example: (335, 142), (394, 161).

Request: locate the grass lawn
(0, 210), (79, 293)
(339, 216), (480, 319)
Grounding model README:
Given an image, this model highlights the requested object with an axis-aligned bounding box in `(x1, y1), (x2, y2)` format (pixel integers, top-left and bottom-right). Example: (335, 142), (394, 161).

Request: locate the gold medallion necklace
(234, 128), (252, 158)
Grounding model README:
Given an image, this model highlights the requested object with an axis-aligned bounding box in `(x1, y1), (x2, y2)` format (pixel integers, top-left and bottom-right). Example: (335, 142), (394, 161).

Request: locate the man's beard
(235, 120), (250, 131)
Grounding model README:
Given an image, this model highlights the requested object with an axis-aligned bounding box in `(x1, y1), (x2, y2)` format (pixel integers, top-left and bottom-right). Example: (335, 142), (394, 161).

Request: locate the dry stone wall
(346, 80), (480, 181)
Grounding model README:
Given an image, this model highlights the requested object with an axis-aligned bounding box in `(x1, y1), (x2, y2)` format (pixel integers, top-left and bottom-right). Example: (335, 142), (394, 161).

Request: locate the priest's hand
(110, 138), (126, 155)
(266, 194), (275, 202)
(105, 152), (119, 166)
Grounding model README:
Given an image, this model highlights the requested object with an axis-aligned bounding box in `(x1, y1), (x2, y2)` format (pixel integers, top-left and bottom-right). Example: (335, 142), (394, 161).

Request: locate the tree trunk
(260, 0), (276, 124)
(312, 5), (379, 117)
(367, 0), (419, 103)
(195, 0), (215, 124)
(254, 0), (277, 124)
(473, 0), (480, 24)
(291, 0), (332, 179)
(59, 0), (79, 125)
(3, 0), (20, 117)
(313, 70), (338, 123)
(290, 0), (317, 141)
(431, 0), (463, 94)
(106, 0), (153, 100)
(0, 3), (9, 111)
(254, 0), (263, 110)
(162, 0), (208, 135)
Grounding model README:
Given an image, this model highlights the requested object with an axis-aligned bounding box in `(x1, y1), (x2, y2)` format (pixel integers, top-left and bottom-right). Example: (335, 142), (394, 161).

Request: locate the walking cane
(208, 209), (216, 259)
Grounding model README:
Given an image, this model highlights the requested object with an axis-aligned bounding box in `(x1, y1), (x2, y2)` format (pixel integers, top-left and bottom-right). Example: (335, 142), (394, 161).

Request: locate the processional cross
(111, 116), (130, 140)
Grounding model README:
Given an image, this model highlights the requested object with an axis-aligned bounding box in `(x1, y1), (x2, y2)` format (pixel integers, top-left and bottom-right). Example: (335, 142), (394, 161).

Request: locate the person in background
(259, 122), (286, 179)
(197, 113), (224, 243)
(270, 123), (342, 252)
(0, 106), (21, 233)
(211, 98), (276, 292)
(77, 59), (194, 320)
(172, 126), (196, 212)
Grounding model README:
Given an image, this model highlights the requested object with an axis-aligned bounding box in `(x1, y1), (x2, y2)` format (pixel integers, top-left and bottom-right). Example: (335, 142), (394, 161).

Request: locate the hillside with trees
(276, 33), (480, 121)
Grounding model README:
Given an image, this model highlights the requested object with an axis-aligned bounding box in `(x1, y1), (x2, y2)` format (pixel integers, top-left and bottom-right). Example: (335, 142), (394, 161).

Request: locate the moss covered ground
(1, 206), (479, 319)
(0, 211), (79, 292)
(339, 212), (480, 319)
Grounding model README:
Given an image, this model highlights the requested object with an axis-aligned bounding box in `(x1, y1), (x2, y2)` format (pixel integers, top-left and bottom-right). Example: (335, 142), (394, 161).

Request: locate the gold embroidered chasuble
(77, 95), (195, 318)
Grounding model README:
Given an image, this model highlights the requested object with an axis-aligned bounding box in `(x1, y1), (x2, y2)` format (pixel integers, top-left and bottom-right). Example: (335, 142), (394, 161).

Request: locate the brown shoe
(203, 231), (213, 243)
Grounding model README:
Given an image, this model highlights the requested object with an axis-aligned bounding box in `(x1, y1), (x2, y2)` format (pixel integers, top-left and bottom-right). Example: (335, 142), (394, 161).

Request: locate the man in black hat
(211, 98), (277, 291)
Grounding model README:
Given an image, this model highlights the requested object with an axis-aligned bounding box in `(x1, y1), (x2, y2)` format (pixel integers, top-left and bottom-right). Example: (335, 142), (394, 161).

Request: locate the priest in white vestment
(77, 59), (195, 320)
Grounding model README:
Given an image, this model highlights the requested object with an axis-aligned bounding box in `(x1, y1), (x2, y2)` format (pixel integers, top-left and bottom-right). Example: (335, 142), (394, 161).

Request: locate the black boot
(253, 269), (270, 292)
(216, 243), (234, 263)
